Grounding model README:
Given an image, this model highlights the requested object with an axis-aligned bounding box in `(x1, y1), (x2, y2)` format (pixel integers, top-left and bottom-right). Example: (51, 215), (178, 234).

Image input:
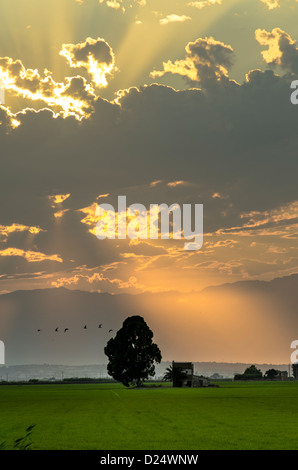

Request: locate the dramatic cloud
(0, 248), (62, 263)
(0, 36), (118, 120)
(51, 272), (144, 293)
(0, 224), (43, 242)
(255, 27), (298, 74)
(1, 0), (298, 367)
(0, 30), (298, 292)
(60, 37), (116, 87)
(150, 36), (235, 87)
(215, 201), (298, 236)
(0, 57), (96, 119)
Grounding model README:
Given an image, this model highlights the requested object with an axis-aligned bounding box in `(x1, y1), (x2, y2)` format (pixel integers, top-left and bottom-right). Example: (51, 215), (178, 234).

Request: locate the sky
(0, 0), (298, 364)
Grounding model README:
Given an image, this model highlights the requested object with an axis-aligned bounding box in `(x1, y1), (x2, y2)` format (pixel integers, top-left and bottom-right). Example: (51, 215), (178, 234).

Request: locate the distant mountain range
(0, 273), (297, 366)
(204, 273), (298, 298)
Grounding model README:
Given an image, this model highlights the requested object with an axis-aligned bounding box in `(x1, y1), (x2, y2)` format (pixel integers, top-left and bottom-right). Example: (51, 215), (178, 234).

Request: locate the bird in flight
(37, 329), (41, 332)
(84, 325), (87, 329)
(109, 329), (113, 333)
(64, 328), (69, 333)
(98, 324), (102, 328)
(55, 328), (59, 332)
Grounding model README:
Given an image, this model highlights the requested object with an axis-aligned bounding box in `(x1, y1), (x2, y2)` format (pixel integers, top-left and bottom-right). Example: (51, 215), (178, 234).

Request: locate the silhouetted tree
(292, 363), (298, 379)
(163, 365), (187, 383)
(244, 365), (262, 377)
(104, 315), (162, 387)
(234, 364), (263, 381)
(265, 369), (278, 380)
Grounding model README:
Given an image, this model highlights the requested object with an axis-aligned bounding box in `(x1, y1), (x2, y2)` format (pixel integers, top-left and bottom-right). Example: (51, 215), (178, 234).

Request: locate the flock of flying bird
(36, 324), (114, 333)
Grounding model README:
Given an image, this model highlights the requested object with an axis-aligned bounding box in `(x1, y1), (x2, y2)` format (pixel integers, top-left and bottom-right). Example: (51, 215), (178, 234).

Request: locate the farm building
(172, 361), (209, 388)
(275, 370), (288, 381)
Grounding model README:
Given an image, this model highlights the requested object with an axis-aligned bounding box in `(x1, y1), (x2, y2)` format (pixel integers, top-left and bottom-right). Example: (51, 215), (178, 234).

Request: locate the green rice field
(0, 380), (298, 450)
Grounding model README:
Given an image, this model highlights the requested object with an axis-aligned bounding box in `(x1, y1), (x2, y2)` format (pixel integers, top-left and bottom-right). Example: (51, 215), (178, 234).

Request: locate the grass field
(0, 380), (298, 450)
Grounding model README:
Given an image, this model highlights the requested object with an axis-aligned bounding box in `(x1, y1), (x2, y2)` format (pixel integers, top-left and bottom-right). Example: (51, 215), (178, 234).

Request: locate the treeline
(234, 365), (289, 381)
(0, 377), (117, 386)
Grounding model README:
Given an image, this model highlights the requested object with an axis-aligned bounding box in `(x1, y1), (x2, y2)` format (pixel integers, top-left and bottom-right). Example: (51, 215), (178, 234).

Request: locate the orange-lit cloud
(167, 180), (189, 187)
(78, 203), (99, 235)
(205, 239), (238, 248)
(60, 37), (116, 88)
(51, 271), (144, 292)
(215, 201), (298, 236)
(0, 223), (43, 241)
(0, 248), (62, 263)
(150, 180), (163, 187)
(49, 194), (71, 218)
(54, 209), (70, 219)
(48, 193), (71, 206)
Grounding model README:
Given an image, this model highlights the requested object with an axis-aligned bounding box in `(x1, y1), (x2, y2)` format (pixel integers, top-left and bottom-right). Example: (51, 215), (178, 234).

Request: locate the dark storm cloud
(0, 32), (298, 277)
(0, 72), (296, 219)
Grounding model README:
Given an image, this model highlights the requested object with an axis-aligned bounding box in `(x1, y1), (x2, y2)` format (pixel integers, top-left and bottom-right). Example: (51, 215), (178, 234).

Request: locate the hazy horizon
(0, 273), (297, 365)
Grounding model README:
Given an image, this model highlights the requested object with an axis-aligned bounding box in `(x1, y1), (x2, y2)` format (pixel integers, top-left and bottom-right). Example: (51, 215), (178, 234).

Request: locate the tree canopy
(264, 369), (278, 380)
(234, 364), (263, 381)
(163, 365), (187, 383)
(244, 365), (262, 377)
(104, 315), (162, 387)
(163, 366), (187, 383)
